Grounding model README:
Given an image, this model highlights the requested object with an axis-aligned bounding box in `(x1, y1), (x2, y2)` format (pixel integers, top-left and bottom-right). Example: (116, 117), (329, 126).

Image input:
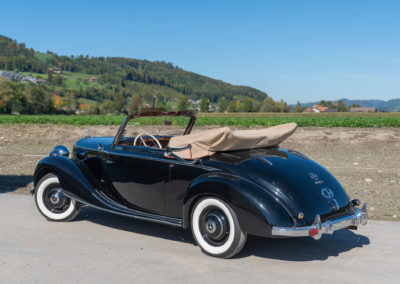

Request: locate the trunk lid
(208, 147), (350, 224)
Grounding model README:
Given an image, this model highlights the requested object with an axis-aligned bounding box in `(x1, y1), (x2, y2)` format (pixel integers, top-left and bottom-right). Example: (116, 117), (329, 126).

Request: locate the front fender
(34, 155), (102, 206)
(183, 173), (295, 237)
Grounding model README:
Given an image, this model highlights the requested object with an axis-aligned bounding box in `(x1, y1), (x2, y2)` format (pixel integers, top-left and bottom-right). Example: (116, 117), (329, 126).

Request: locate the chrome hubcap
(201, 209), (229, 245)
(50, 193), (60, 204)
(43, 187), (70, 212)
(206, 220), (217, 233)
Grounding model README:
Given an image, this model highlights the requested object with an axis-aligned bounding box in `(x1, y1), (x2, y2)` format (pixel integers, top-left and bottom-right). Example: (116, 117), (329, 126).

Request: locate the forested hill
(0, 35), (267, 107)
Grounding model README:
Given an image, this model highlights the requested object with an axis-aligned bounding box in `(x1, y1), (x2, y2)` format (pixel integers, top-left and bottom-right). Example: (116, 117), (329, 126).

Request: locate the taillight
(309, 227), (319, 237)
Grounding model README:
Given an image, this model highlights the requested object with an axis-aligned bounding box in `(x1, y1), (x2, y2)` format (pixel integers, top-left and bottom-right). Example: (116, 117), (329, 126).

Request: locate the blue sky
(1, 0), (399, 103)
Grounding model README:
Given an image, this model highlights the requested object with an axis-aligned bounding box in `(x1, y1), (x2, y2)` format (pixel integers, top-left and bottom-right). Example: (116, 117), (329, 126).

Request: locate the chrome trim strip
(251, 153), (273, 166)
(63, 192), (183, 227)
(271, 203), (368, 239)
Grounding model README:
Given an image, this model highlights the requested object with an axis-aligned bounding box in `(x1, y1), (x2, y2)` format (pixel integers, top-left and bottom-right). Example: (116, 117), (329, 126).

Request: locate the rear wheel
(34, 173), (80, 222)
(191, 197), (247, 258)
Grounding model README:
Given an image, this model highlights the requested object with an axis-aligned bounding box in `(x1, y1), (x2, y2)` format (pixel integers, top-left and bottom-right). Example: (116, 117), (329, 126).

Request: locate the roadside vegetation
(1, 112), (399, 127)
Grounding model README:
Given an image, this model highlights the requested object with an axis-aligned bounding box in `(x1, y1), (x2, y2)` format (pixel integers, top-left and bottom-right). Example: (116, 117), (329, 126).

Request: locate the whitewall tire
(35, 173), (80, 222)
(191, 197), (247, 258)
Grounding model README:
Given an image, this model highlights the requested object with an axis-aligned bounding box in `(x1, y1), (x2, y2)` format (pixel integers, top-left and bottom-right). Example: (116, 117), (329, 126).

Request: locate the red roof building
(312, 104), (329, 112)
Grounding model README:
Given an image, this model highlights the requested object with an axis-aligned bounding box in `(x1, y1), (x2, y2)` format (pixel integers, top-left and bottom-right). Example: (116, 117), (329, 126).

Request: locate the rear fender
(183, 173), (295, 237)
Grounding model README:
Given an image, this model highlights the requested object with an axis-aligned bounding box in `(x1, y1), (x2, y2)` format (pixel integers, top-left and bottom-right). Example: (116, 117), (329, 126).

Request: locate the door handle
(104, 159), (115, 165)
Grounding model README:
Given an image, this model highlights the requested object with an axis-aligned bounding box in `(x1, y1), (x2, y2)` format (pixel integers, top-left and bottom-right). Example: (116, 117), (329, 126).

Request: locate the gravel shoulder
(0, 124), (399, 221)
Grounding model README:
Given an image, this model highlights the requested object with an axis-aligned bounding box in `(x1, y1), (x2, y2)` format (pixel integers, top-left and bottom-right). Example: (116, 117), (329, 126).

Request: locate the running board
(63, 192), (183, 227)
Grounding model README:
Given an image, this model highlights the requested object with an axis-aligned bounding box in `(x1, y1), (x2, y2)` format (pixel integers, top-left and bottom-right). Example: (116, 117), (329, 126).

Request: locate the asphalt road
(0, 194), (399, 283)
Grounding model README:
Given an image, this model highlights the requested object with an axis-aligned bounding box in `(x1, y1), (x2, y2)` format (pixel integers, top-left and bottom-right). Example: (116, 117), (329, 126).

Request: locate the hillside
(0, 35), (267, 109)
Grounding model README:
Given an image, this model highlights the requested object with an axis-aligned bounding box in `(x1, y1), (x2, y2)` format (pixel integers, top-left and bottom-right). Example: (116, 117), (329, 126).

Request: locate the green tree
(26, 86), (54, 114)
(85, 103), (100, 114)
(319, 100), (337, 109)
(337, 100), (347, 112)
(101, 100), (115, 114)
(200, 96), (209, 112)
(278, 99), (290, 112)
(242, 98), (253, 112)
(217, 96), (228, 112)
(177, 95), (190, 110)
(127, 94), (143, 113)
(294, 101), (303, 112)
(113, 92), (125, 114)
(0, 79), (17, 113)
(227, 99), (240, 112)
(261, 97), (279, 112)
(155, 96), (166, 108)
(62, 90), (76, 113)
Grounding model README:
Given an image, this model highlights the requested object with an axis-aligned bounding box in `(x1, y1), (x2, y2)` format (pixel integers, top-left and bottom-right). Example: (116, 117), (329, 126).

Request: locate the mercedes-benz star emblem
(321, 187), (334, 199)
(309, 172), (319, 181)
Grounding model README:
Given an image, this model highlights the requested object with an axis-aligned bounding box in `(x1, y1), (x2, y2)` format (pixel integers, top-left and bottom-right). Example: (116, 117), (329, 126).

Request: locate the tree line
(1, 35), (362, 115)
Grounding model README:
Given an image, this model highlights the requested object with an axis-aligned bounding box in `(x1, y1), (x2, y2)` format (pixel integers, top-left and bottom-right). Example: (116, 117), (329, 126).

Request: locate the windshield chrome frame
(112, 109), (197, 147)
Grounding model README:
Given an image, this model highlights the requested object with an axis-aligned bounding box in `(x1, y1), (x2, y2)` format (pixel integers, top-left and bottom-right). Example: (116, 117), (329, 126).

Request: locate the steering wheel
(133, 133), (162, 149)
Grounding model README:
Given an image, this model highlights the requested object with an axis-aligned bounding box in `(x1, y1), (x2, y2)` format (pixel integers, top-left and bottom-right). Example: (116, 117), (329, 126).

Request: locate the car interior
(118, 134), (172, 149)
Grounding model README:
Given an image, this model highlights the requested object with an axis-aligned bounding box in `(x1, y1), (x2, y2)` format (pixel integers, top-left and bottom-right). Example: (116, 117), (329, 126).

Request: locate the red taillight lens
(309, 227), (319, 237)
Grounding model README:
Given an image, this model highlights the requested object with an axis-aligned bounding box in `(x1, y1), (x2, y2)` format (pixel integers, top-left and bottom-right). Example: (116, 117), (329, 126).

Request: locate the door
(165, 162), (208, 218)
(102, 145), (169, 214)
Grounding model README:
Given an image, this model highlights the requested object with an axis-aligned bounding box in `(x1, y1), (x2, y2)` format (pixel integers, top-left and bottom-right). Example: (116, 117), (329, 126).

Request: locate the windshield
(124, 116), (192, 138)
(114, 112), (196, 149)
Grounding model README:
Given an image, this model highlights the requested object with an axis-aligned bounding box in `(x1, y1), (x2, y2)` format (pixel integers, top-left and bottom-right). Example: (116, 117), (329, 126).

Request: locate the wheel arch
(33, 155), (101, 205)
(33, 167), (53, 189)
(182, 173), (294, 237)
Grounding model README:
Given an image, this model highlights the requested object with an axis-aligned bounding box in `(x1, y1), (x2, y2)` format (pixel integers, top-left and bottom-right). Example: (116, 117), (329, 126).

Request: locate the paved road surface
(0, 194), (399, 283)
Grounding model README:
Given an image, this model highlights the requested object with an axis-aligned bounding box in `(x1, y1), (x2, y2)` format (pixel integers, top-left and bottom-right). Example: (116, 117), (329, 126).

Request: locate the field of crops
(1, 112), (400, 127)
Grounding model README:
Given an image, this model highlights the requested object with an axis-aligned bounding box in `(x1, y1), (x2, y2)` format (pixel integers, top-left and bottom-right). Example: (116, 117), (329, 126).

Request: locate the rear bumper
(271, 203), (368, 240)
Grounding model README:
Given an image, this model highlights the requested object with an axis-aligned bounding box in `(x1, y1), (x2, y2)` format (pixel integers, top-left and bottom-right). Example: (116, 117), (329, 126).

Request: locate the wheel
(191, 197), (247, 258)
(34, 173), (81, 222)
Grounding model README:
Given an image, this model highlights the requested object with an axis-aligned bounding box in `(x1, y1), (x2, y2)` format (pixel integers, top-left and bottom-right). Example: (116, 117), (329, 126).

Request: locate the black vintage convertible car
(32, 109), (368, 258)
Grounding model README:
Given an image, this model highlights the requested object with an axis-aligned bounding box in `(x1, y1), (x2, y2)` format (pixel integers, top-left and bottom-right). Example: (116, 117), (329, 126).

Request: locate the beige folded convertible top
(168, 122), (297, 159)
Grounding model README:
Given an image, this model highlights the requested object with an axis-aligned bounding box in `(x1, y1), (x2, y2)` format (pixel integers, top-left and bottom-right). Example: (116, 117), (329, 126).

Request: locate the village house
(303, 104), (329, 113)
(303, 108), (314, 113)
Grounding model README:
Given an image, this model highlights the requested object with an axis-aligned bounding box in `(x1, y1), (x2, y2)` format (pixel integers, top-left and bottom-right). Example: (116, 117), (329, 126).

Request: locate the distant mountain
(296, 99), (400, 112)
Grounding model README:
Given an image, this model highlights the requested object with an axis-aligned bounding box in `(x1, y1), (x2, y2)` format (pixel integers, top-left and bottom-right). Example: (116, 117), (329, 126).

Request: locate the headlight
(49, 145), (69, 157)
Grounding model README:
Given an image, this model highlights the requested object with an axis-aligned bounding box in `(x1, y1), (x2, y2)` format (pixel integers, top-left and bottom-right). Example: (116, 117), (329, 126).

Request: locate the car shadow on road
(76, 206), (195, 244)
(236, 230), (370, 261)
(0, 175), (33, 194)
(77, 206), (370, 261)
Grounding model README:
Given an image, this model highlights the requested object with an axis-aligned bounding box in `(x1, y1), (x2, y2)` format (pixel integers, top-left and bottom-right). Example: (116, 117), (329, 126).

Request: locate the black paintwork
(33, 113), (356, 238)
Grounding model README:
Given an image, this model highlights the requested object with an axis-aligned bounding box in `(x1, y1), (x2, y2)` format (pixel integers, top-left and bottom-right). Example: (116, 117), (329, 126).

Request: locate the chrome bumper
(271, 203), (368, 240)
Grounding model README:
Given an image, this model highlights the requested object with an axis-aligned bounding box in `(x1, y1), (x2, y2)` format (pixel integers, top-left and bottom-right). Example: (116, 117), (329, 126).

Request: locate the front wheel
(34, 173), (80, 222)
(191, 197), (247, 258)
